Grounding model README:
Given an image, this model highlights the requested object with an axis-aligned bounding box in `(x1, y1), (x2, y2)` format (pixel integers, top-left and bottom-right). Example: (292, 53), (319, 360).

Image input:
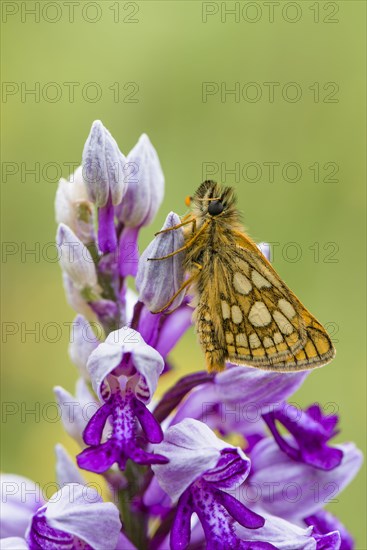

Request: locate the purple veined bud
(82, 120), (127, 253)
(56, 223), (99, 295)
(116, 134), (164, 277)
(136, 212), (186, 313)
(55, 166), (95, 244)
(116, 134), (164, 228)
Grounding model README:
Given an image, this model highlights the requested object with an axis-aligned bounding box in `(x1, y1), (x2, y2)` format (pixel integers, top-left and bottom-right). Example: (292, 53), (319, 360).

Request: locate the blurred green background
(1, 0), (366, 546)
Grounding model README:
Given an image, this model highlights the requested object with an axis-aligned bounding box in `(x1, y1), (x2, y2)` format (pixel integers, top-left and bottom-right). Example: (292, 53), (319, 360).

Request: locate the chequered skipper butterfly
(149, 180), (336, 373)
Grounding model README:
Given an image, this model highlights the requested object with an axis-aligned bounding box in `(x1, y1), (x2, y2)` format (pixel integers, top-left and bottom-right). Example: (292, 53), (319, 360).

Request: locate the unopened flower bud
(136, 212), (185, 313)
(82, 120), (126, 207)
(57, 223), (98, 292)
(55, 166), (95, 244)
(82, 120), (127, 253)
(116, 134), (164, 228)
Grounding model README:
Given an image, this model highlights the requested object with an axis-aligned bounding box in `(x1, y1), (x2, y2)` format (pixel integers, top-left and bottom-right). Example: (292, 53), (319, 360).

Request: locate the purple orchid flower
(0, 462), (122, 550)
(152, 418), (269, 550)
(262, 403), (343, 470)
(151, 419), (342, 550)
(241, 405), (362, 549)
(76, 327), (168, 473)
(246, 435), (362, 522)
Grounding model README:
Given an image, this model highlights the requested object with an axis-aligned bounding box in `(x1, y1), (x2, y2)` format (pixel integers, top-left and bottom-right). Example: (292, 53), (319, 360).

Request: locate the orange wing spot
(304, 339), (318, 358)
(252, 348), (266, 357)
(275, 342), (289, 353)
(286, 333), (300, 347)
(237, 347), (250, 355)
(295, 349), (307, 361)
(314, 334), (332, 355)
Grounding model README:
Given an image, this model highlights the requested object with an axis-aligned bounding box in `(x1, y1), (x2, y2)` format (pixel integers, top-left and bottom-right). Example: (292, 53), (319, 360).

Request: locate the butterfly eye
(208, 200), (224, 216)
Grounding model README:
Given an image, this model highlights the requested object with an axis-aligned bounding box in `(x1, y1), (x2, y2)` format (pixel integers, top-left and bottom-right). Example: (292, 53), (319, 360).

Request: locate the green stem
(118, 462), (148, 550)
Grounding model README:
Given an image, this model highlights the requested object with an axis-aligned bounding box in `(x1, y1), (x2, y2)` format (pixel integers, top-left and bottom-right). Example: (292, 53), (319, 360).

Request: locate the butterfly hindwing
(198, 231), (335, 371)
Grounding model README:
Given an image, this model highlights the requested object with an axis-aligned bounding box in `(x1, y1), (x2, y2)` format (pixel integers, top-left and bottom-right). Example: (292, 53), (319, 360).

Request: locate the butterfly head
(191, 180), (237, 220)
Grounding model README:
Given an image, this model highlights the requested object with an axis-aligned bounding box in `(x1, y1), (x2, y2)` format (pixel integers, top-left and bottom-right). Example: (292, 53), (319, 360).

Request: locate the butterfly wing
(197, 230), (335, 372)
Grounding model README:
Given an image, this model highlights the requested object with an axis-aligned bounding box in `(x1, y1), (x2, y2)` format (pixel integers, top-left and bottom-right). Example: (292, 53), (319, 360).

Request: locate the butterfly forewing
(197, 232), (335, 372)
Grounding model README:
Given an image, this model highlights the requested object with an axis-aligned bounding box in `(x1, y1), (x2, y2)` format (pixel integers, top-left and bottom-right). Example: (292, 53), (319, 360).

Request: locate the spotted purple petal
(77, 391), (167, 473)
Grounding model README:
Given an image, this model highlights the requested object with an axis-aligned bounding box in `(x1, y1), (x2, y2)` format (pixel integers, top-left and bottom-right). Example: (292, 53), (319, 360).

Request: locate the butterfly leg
(151, 269), (201, 314)
(148, 220), (210, 261)
(154, 216), (196, 236)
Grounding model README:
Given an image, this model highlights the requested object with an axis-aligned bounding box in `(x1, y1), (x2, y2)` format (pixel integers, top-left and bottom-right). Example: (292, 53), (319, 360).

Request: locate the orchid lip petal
(132, 396), (164, 443)
(77, 390), (167, 473)
(170, 489), (193, 550)
(214, 488), (265, 529)
(262, 404), (344, 471)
